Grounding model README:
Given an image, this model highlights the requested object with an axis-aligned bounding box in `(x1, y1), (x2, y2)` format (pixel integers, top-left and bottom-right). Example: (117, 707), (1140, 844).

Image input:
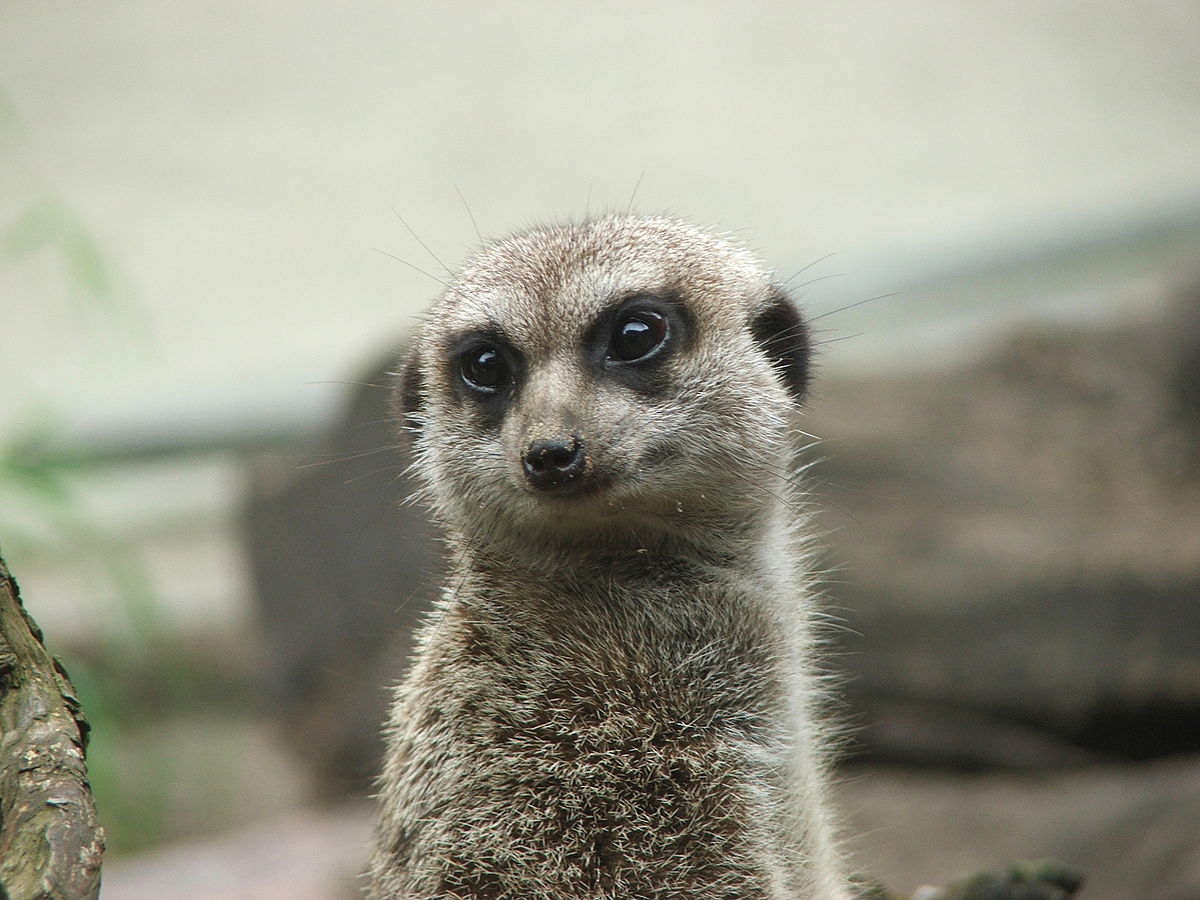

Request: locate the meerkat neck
(438, 519), (797, 668)
(446, 496), (794, 581)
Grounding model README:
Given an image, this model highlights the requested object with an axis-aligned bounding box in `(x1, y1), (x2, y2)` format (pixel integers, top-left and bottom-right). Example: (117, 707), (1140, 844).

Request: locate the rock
(806, 299), (1200, 764)
(838, 755), (1200, 900)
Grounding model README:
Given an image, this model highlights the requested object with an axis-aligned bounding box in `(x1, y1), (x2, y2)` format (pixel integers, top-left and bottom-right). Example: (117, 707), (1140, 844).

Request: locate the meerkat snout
(522, 435), (587, 491)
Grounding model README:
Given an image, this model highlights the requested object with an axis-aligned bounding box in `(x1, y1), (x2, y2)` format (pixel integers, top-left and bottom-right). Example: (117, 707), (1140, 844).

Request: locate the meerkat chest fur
(370, 216), (850, 900)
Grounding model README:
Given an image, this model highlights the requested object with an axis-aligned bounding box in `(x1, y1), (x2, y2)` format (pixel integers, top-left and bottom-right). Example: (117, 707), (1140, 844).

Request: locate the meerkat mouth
(522, 470), (616, 502)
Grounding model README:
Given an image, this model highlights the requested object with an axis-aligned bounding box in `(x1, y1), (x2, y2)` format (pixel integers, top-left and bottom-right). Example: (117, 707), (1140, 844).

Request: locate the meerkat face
(397, 216), (811, 543)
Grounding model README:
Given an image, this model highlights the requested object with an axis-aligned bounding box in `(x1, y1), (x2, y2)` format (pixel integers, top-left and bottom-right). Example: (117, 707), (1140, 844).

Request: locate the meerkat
(369, 215), (851, 900)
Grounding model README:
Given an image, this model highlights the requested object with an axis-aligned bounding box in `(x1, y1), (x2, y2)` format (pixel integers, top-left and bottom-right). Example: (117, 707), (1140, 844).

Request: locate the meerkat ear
(395, 343), (426, 436)
(751, 287), (812, 403)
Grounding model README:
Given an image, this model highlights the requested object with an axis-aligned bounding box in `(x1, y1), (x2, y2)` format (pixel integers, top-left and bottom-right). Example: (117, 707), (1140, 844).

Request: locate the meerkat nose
(522, 436), (586, 490)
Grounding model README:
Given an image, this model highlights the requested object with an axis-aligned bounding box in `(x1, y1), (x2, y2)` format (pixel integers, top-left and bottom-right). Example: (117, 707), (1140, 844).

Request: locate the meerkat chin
(369, 215), (851, 900)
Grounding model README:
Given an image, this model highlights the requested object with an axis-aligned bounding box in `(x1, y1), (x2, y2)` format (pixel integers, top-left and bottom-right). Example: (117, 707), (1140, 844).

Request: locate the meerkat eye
(459, 344), (510, 393)
(608, 310), (669, 363)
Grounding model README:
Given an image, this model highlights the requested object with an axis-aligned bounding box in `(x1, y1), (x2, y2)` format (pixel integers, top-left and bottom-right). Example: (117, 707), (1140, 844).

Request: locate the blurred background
(2, 2), (1199, 898)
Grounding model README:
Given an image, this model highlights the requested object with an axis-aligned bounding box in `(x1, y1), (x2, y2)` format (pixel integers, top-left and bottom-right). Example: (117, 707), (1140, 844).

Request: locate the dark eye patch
(460, 345), (510, 392)
(586, 293), (690, 394)
(608, 308), (670, 363)
(448, 329), (523, 426)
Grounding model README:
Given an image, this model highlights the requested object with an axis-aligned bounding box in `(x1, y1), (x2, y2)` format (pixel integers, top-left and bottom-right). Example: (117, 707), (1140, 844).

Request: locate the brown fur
(369, 215), (850, 899)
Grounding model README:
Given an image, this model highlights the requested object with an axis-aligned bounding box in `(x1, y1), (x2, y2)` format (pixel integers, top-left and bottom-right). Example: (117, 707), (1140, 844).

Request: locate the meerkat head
(396, 215), (811, 546)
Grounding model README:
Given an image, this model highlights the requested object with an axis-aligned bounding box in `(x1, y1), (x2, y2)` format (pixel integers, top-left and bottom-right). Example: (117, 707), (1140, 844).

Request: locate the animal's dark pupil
(463, 347), (505, 389)
(611, 312), (666, 362)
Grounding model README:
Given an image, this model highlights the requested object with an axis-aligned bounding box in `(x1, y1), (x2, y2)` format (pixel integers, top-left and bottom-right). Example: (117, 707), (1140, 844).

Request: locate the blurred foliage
(0, 185), (128, 550)
(1, 197), (120, 312)
(24, 543), (178, 853)
(0, 420), (86, 559)
(0, 65), (141, 520)
(0, 104), (253, 854)
(0, 101), (139, 549)
(64, 553), (256, 853)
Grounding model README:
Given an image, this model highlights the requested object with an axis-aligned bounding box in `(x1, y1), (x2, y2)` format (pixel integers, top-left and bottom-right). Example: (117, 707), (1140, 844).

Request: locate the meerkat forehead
(430, 216), (770, 357)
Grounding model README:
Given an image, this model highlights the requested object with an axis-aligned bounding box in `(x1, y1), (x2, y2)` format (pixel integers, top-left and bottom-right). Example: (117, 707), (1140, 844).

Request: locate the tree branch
(0, 553), (103, 900)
